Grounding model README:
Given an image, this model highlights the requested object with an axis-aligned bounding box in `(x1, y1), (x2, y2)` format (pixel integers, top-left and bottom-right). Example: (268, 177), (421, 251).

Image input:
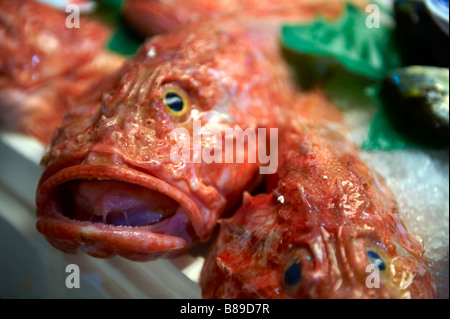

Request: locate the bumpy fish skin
(36, 19), (296, 261)
(200, 93), (437, 299)
(0, 0), (123, 143)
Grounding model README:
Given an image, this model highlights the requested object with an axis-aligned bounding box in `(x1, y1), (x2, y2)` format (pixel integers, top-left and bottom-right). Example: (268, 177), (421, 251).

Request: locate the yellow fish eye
(162, 87), (189, 117)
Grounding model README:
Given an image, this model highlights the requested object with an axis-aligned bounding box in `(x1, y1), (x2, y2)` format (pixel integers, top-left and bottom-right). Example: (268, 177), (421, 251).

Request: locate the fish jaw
(36, 163), (205, 261)
(35, 216), (188, 260)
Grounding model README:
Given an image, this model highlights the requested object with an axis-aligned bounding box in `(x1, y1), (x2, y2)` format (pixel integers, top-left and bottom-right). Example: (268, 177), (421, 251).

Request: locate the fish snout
(83, 149), (126, 166)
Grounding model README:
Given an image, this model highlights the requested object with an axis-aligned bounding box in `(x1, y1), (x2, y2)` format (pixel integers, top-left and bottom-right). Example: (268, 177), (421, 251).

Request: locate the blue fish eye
(162, 87), (189, 117)
(164, 92), (184, 112)
(367, 250), (386, 271)
(284, 261), (302, 286)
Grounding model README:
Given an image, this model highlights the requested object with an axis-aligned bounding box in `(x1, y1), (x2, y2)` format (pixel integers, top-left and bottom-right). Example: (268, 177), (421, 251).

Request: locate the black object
(381, 66), (449, 145)
(394, 0), (449, 68)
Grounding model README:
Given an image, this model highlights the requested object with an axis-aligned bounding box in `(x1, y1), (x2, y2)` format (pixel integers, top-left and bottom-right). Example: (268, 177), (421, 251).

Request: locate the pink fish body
(0, 0), (123, 143)
(35, 18), (296, 260)
(122, 0), (367, 36)
(200, 93), (437, 298)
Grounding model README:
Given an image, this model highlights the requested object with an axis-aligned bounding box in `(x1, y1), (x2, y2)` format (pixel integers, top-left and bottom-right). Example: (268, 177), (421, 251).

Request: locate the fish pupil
(284, 261), (302, 286)
(367, 250), (386, 271)
(165, 92), (184, 112)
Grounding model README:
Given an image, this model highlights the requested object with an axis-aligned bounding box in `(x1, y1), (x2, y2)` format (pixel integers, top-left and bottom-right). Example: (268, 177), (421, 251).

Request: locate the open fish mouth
(58, 179), (179, 227)
(35, 164), (202, 260)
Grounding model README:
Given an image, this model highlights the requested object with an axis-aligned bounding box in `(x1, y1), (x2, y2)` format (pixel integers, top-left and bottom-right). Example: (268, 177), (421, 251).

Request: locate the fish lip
(36, 164), (205, 259)
(36, 215), (188, 260)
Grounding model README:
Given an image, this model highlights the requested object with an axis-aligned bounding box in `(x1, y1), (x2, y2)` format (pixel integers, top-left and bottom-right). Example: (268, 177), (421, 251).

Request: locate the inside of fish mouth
(50, 179), (180, 227)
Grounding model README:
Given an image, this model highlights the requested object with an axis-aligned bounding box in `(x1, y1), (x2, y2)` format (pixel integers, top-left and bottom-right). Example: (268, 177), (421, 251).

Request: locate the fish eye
(162, 87), (189, 117)
(284, 260), (302, 286)
(367, 250), (386, 271)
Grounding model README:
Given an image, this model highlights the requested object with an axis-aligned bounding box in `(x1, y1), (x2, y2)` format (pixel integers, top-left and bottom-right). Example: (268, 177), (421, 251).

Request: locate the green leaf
(362, 97), (412, 151)
(281, 3), (403, 80)
(280, 3), (441, 151)
(91, 0), (144, 56)
(106, 25), (143, 56)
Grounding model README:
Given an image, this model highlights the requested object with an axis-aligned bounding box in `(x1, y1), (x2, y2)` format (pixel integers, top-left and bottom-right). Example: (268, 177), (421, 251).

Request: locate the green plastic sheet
(280, 3), (443, 151)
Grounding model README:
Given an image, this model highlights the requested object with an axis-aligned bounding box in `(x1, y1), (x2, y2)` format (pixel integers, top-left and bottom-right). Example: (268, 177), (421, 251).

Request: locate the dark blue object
(433, 0), (449, 11)
(164, 92), (184, 112)
(284, 261), (302, 286)
(367, 250), (386, 271)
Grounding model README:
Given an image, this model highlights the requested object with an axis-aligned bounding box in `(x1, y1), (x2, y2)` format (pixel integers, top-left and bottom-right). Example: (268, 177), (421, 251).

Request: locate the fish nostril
(84, 151), (125, 165)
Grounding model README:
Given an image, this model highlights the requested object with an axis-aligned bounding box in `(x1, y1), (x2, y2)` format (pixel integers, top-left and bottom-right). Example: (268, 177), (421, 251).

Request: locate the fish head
(201, 191), (437, 299)
(35, 21), (284, 261)
(201, 119), (436, 299)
